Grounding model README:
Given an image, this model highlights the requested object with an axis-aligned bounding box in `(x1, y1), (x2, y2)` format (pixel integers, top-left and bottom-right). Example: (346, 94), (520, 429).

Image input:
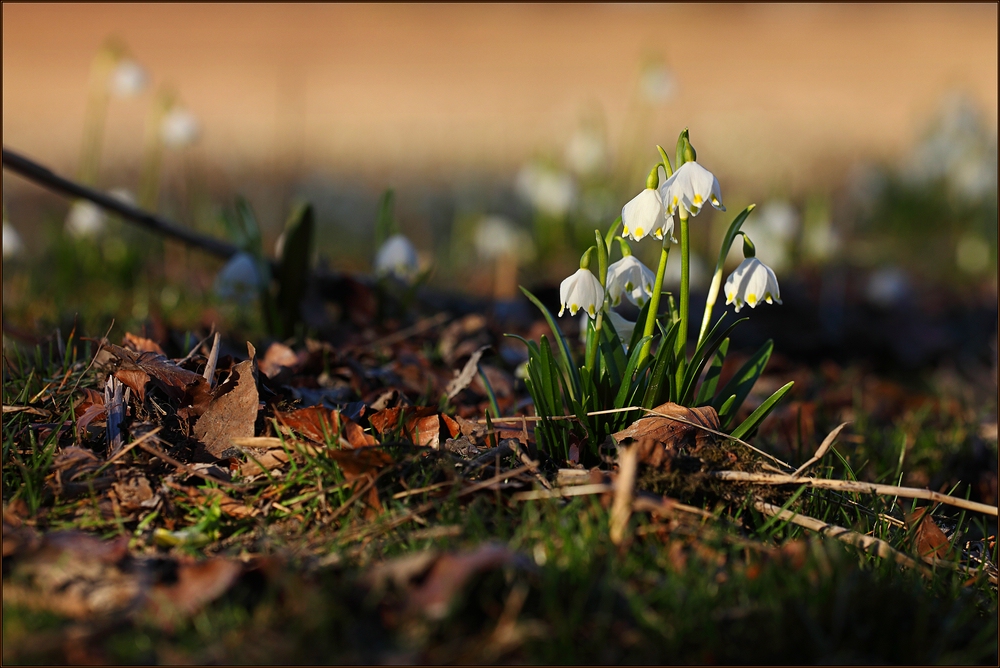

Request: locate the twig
(136, 440), (255, 490)
(508, 440), (552, 490)
(610, 443), (638, 545)
(754, 499), (996, 584)
(95, 426), (163, 473)
(792, 422), (850, 477)
(457, 465), (532, 497)
(364, 312), (451, 351)
(712, 471), (998, 517)
(176, 326), (217, 366)
(202, 332), (221, 387)
(2, 147), (242, 262)
(391, 480), (458, 499)
(511, 483), (613, 502)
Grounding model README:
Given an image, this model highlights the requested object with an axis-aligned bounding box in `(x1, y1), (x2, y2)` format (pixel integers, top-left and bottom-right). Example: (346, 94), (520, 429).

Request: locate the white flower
(641, 64), (676, 105)
(515, 164), (576, 218)
(65, 200), (106, 238)
(161, 107), (200, 147)
(214, 252), (265, 305)
(565, 130), (605, 176)
(606, 255), (655, 307)
(109, 58), (148, 97)
(374, 234), (419, 281)
(474, 215), (534, 261)
(606, 311), (637, 350)
(659, 161), (724, 217)
(622, 188), (668, 242)
(3, 221), (25, 258)
(724, 258), (781, 312)
(559, 268), (603, 318)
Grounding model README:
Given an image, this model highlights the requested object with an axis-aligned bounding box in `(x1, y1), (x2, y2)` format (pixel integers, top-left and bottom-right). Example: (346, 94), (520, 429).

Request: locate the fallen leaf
(612, 403), (726, 470)
(107, 344), (209, 407)
(146, 557), (243, 630)
(407, 543), (525, 620)
(445, 345), (490, 400)
(905, 507), (953, 560)
(111, 475), (155, 512)
(259, 341), (300, 379)
(194, 354), (259, 459)
(326, 446), (394, 482)
(369, 406), (445, 448)
(122, 332), (166, 356)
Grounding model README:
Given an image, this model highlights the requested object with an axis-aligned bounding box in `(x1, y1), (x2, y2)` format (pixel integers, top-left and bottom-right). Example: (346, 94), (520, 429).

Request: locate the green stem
(698, 264), (724, 348)
(676, 213), (690, 363)
(78, 48), (116, 186)
(586, 310), (603, 371)
(637, 238), (670, 365)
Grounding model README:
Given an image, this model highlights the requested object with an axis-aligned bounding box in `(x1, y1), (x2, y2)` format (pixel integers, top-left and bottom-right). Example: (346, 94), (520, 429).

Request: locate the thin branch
(3, 147), (244, 262)
(714, 471), (998, 516)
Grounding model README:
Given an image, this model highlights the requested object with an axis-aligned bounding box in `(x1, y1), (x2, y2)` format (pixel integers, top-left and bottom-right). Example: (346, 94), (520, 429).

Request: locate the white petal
(621, 188), (663, 242)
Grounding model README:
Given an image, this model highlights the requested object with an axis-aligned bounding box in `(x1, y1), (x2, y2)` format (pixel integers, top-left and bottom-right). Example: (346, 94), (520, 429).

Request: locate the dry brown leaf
(406, 543), (523, 620)
(277, 406), (344, 444)
(259, 341), (300, 379)
(613, 402), (725, 469)
(369, 406), (444, 448)
(111, 476), (154, 513)
(107, 344), (209, 408)
(122, 332), (166, 356)
(905, 507), (953, 560)
(146, 557), (243, 630)
(194, 356), (259, 460)
(326, 446), (394, 482)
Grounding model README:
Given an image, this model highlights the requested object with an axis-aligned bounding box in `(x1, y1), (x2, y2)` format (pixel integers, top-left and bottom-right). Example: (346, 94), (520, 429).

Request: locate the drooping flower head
(65, 200), (107, 239)
(660, 161), (725, 217)
(621, 188), (664, 243)
(606, 255), (655, 308)
(605, 310), (637, 350)
(559, 268), (604, 318)
(161, 107), (200, 148)
(215, 252), (266, 306)
(374, 234), (419, 282)
(724, 257), (781, 312)
(109, 58), (148, 98)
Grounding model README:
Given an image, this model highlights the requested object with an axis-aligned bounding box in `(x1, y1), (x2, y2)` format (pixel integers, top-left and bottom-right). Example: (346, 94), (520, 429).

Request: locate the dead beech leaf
(107, 344), (209, 407)
(111, 476), (154, 512)
(344, 419), (378, 448)
(369, 407), (452, 448)
(259, 341), (300, 379)
(122, 332), (166, 356)
(905, 507), (953, 560)
(407, 542), (524, 620)
(326, 446), (393, 482)
(277, 406), (344, 443)
(200, 487), (254, 519)
(612, 402), (721, 451)
(445, 345), (489, 400)
(146, 557), (243, 629)
(441, 413), (461, 439)
(194, 356), (259, 459)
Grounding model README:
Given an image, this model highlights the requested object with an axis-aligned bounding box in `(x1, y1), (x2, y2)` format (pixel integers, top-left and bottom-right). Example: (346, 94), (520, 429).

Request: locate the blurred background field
(2, 3), (997, 349)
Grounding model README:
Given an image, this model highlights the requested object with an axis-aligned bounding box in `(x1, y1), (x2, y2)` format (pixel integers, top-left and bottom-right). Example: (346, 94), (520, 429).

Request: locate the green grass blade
(729, 380), (794, 441)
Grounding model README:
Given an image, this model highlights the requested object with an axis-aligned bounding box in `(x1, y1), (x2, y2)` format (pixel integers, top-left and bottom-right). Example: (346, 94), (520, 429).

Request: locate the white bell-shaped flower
(474, 215), (535, 261)
(724, 257), (781, 312)
(109, 58), (148, 98)
(660, 161), (725, 217)
(374, 234), (419, 281)
(606, 255), (655, 307)
(606, 310), (637, 350)
(65, 200), (107, 238)
(214, 252), (265, 306)
(3, 221), (25, 258)
(621, 188), (664, 242)
(161, 107), (200, 147)
(559, 268), (604, 318)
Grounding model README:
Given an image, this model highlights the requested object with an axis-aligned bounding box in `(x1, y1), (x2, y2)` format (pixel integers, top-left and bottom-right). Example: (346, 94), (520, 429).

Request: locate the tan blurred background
(3, 3), (997, 193)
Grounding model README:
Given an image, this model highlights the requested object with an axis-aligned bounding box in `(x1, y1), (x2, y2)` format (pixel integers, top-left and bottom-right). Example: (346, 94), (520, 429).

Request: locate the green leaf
(614, 335), (652, 409)
(374, 189), (396, 248)
(275, 202), (314, 339)
(641, 319), (680, 408)
(713, 339), (773, 428)
(695, 337), (729, 405)
(718, 393), (736, 417)
(597, 316), (627, 386)
(679, 317), (746, 405)
(730, 380), (794, 441)
(520, 287), (581, 401)
(628, 299), (654, 353)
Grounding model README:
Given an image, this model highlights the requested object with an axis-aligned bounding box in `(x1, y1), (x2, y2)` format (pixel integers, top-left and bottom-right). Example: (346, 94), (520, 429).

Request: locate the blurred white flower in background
(214, 252), (265, 305)
(865, 267), (911, 308)
(901, 93), (998, 202)
(606, 311), (637, 350)
(3, 220), (25, 259)
(374, 234), (419, 282)
(734, 200), (800, 273)
(640, 62), (676, 105)
(65, 200), (106, 238)
(724, 257), (782, 313)
(515, 164), (576, 218)
(109, 58), (148, 98)
(474, 215), (535, 262)
(161, 107), (201, 148)
(565, 129), (606, 176)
